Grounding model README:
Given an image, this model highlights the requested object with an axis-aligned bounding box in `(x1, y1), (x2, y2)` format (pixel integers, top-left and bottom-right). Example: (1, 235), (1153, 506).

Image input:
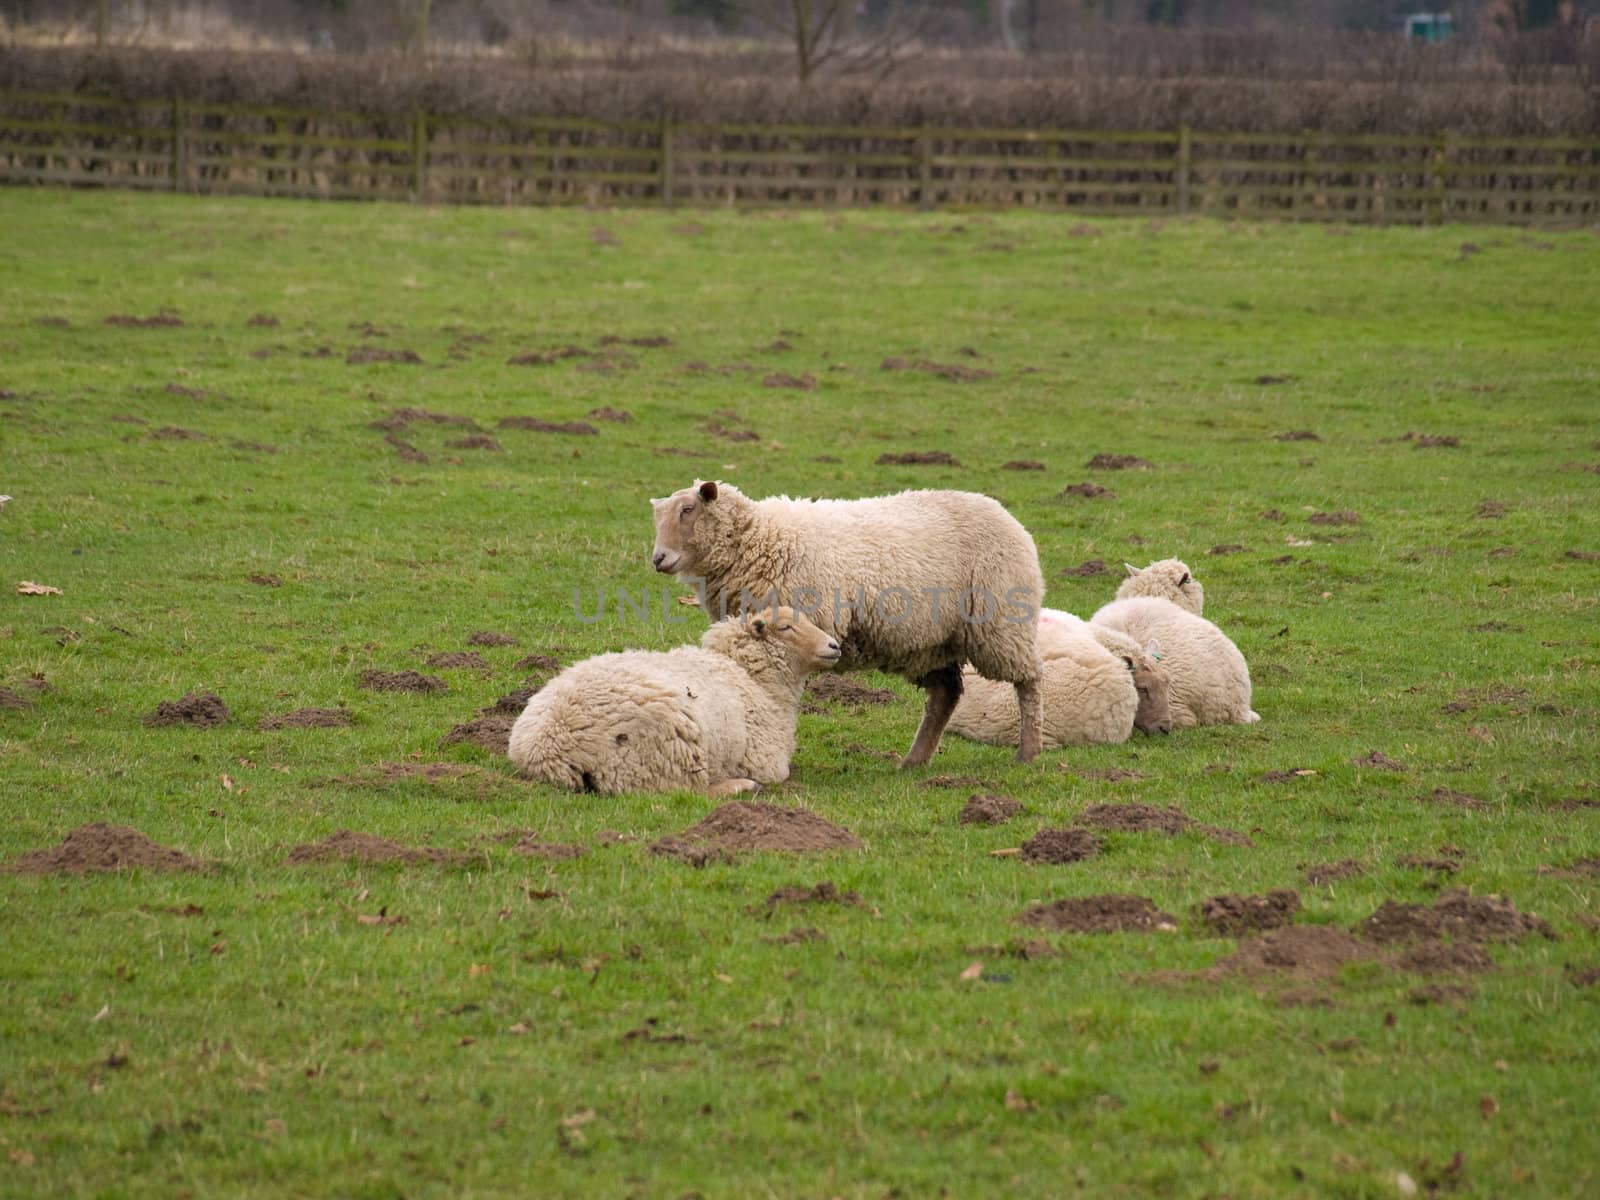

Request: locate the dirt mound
(441, 711), (516, 754)
(1355, 890), (1555, 944)
(1200, 890), (1301, 935)
(1274, 430), (1320, 441)
(587, 406), (634, 422)
(384, 434), (427, 463)
(6, 822), (206, 874)
(875, 451), (961, 467)
(148, 425), (211, 441)
(447, 435), (502, 451)
(763, 372), (816, 390)
(1209, 543), (1247, 556)
(1257, 768), (1316, 783)
(359, 670), (446, 694)
(425, 652), (488, 670)
(1060, 482), (1114, 499)
(369, 407), (475, 431)
(959, 794), (1021, 826)
(259, 707), (350, 730)
(1409, 983), (1477, 1005)
(803, 675), (897, 711)
(1395, 942), (1495, 973)
(347, 347), (422, 365)
(1420, 787), (1487, 811)
(514, 653), (562, 672)
(500, 834), (586, 860)
(466, 631), (517, 647)
(286, 830), (464, 866)
(650, 802), (862, 866)
(1476, 499), (1507, 519)
(1079, 803), (1253, 847)
(1538, 857), (1600, 879)
(105, 312), (182, 327)
(1, 686), (31, 710)
(496, 416), (598, 436)
(920, 774), (985, 789)
(1209, 925), (1376, 977)
(879, 357), (994, 382)
(746, 881), (864, 917)
(144, 691), (229, 727)
(1018, 894), (1175, 933)
(1409, 434), (1460, 448)
(1352, 750), (1406, 770)
(1086, 453), (1153, 470)
(1060, 559), (1107, 577)
(247, 572), (282, 587)
(1074, 768), (1146, 783)
(1020, 828), (1103, 864)
(1002, 460), (1045, 471)
(1308, 509), (1360, 526)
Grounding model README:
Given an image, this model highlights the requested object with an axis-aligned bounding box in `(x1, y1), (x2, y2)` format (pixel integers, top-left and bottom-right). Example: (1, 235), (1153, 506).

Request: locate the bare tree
(744, 0), (953, 84)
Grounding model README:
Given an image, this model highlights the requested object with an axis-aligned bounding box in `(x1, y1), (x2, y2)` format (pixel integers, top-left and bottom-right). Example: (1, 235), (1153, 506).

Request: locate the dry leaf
(220, 774), (234, 791)
(357, 908), (406, 927)
(959, 961), (984, 981)
(714, 972), (733, 984)
(469, 962), (491, 978)
(8, 1149), (35, 1167)
(561, 1108), (595, 1129)
(210, 938), (227, 955)
(16, 581), (62, 595)
(354, 888), (370, 903)
(459, 1036), (476, 1047)
(91, 1004), (110, 1023)
(1480, 1094), (1499, 1120)
(1397, 1171), (1418, 1196)
(988, 847), (1021, 858)
(264, 1118), (286, 1137)
(507, 1022), (530, 1035)
(1003, 1088), (1034, 1112)
(0, 495), (12, 509)
(676, 594), (700, 607)
(1329, 1108), (1347, 1126)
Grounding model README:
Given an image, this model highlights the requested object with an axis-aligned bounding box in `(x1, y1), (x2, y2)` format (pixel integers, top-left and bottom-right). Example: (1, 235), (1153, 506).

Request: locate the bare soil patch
(1260, 508), (1286, 521)
(1, 686), (32, 710)
(1060, 559), (1107, 577)
(370, 407), (476, 432)
(1059, 482), (1114, 499)
(960, 794), (1022, 826)
(587, 406), (634, 423)
(746, 881), (864, 917)
(1308, 509), (1360, 526)
(1396, 943), (1494, 973)
(650, 802), (863, 867)
(347, 347), (422, 365)
(803, 675), (897, 712)
(425, 652), (489, 670)
(1409, 434), (1460, 448)
(384, 433), (427, 463)
(1567, 966), (1600, 988)
(448, 435), (502, 451)
(359, 670), (446, 694)
(1537, 856), (1600, 879)
(1209, 543), (1247, 556)
(920, 774), (985, 790)
(1200, 890), (1301, 935)
(1566, 549), (1600, 562)
(1002, 460), (1045, 471)
(35, 315), (70, 327)
(1086, 453), (1153, 470)
(1273, 430), (1319, 441)
(598, 334), (671, 349)
(1258, 768), (1316, 783)
(507, 345), (590, 366)
(704, 420), (760, 443)
(144, 690), (229, 727)
(105, 313), (183, 327)
(488, 832), (586, 860)
(1073, 767), (1146, 782)
(441, 711), (516, 754)
(1207, 925), (1376, 978)
(1019, 827), (1103, 864)
(287, 830), (465, 866)
(467, 631), (517, 647)
(148, 425), (210, 441)
(1352, 750), (1406, 771)
(1080, 803), (1253, 847)
(1410, 982), (1477, 1005)
(763, 372), (816, 390)
(496, 416), (598, 436)
(1018, 894), (1175, 933)
(879, 357), (995, 382)
(247, 313), (279, 327)
(1476, 499), (1507, 519)
(876, 451), (961, 467)
(1356, 890), (1554, 944)
(6, 822), (206, 874)
(514, 653), (562, 672)
(1470, 620), (1523, 633)
(259, 707), (350, 730)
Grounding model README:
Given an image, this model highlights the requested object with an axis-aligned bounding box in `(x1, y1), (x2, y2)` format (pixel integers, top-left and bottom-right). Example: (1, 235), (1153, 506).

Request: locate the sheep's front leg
(901, 664), (963, 769)
(1014, 676), (1042, 764)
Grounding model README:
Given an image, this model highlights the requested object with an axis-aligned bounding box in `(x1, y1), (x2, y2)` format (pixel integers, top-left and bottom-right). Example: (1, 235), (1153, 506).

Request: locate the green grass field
(2, 189), (1598, 1198)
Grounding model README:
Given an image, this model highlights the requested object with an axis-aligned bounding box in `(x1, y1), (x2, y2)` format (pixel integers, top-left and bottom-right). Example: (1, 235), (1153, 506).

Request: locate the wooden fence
(3, 89), (1597, 224)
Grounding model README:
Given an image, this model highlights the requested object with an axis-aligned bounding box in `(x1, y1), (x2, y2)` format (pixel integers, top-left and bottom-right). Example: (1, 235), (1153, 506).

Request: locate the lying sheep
(1090, 596), (1259, 728)
(651, 480), (1044, 765)
(948, 607), (1171, 748)
(508, 606), (841, 795)
(1116, 559), (1204, 615)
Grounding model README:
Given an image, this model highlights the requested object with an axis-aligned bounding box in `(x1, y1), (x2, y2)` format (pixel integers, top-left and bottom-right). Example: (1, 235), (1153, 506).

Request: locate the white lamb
(1115, 559), (1204, 615)
(507, 606), (841, 795)
(1090, 596), (1259, 728)
(948, 608), (1172, 748)
(651, 480), (1044, 765)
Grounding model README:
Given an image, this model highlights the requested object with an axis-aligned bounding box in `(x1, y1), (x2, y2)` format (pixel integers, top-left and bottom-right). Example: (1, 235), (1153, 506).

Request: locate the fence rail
(2, 90), (1597, 224)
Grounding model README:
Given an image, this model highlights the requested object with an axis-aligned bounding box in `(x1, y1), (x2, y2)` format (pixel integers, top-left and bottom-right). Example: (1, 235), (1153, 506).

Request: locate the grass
(1, 189), (1598, 1198)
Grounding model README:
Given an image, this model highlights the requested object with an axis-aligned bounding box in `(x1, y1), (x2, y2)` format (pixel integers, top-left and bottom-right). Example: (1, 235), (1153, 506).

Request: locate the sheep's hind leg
(1014, 677), (1042, 763)
(901, 664), (963, 769)
(708, 777), (760, 797)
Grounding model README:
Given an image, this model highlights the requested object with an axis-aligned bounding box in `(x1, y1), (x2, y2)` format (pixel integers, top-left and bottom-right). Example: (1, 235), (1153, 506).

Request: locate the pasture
(1, 189), (1598, 1197)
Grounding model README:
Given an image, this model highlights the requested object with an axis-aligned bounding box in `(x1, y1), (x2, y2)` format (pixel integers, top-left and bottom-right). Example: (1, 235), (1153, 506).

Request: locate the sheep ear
(1178, 572), (1191, 587)
(750, 616), (768, 637)
(1120, 654), (1136, 671)
(1123, 562), (1140, 577)
(1144, 639), (1162, 661)
(698, 480), (719, 503)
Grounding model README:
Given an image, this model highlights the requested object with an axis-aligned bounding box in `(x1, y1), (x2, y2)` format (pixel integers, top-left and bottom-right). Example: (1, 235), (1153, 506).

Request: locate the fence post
(412, 110), (427, 201)
(1430, 133), (1447, 226)
(659, 116), (674, 208)
(1176, 124), (1191, 214)
(170, 97), (185, 192)
(917, 127), (933, 212)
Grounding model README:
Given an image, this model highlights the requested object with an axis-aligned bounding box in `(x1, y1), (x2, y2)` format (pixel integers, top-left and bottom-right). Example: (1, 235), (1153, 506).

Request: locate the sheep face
(746, 605), (842, 674)
(1122, 646), (1173, 735)
(650, 479), (723, 575)
(1118, 559), (1204, 615)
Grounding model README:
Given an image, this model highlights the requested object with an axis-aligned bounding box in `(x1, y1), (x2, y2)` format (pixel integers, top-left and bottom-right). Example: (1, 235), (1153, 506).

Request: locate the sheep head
(1122, 642), (1172, 735)
(651, 479), (733, 576)
(1116, 558), (1204, 615)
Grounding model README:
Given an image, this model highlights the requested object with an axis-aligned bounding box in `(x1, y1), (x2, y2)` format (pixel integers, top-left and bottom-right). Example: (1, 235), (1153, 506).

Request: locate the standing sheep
(948, 607), (1172, 748)
(1090, 596), (1259, 728)
(1116, 559), (1204, 615)
(650, 480), (1045, 765)
(508, 606), (841, 795)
